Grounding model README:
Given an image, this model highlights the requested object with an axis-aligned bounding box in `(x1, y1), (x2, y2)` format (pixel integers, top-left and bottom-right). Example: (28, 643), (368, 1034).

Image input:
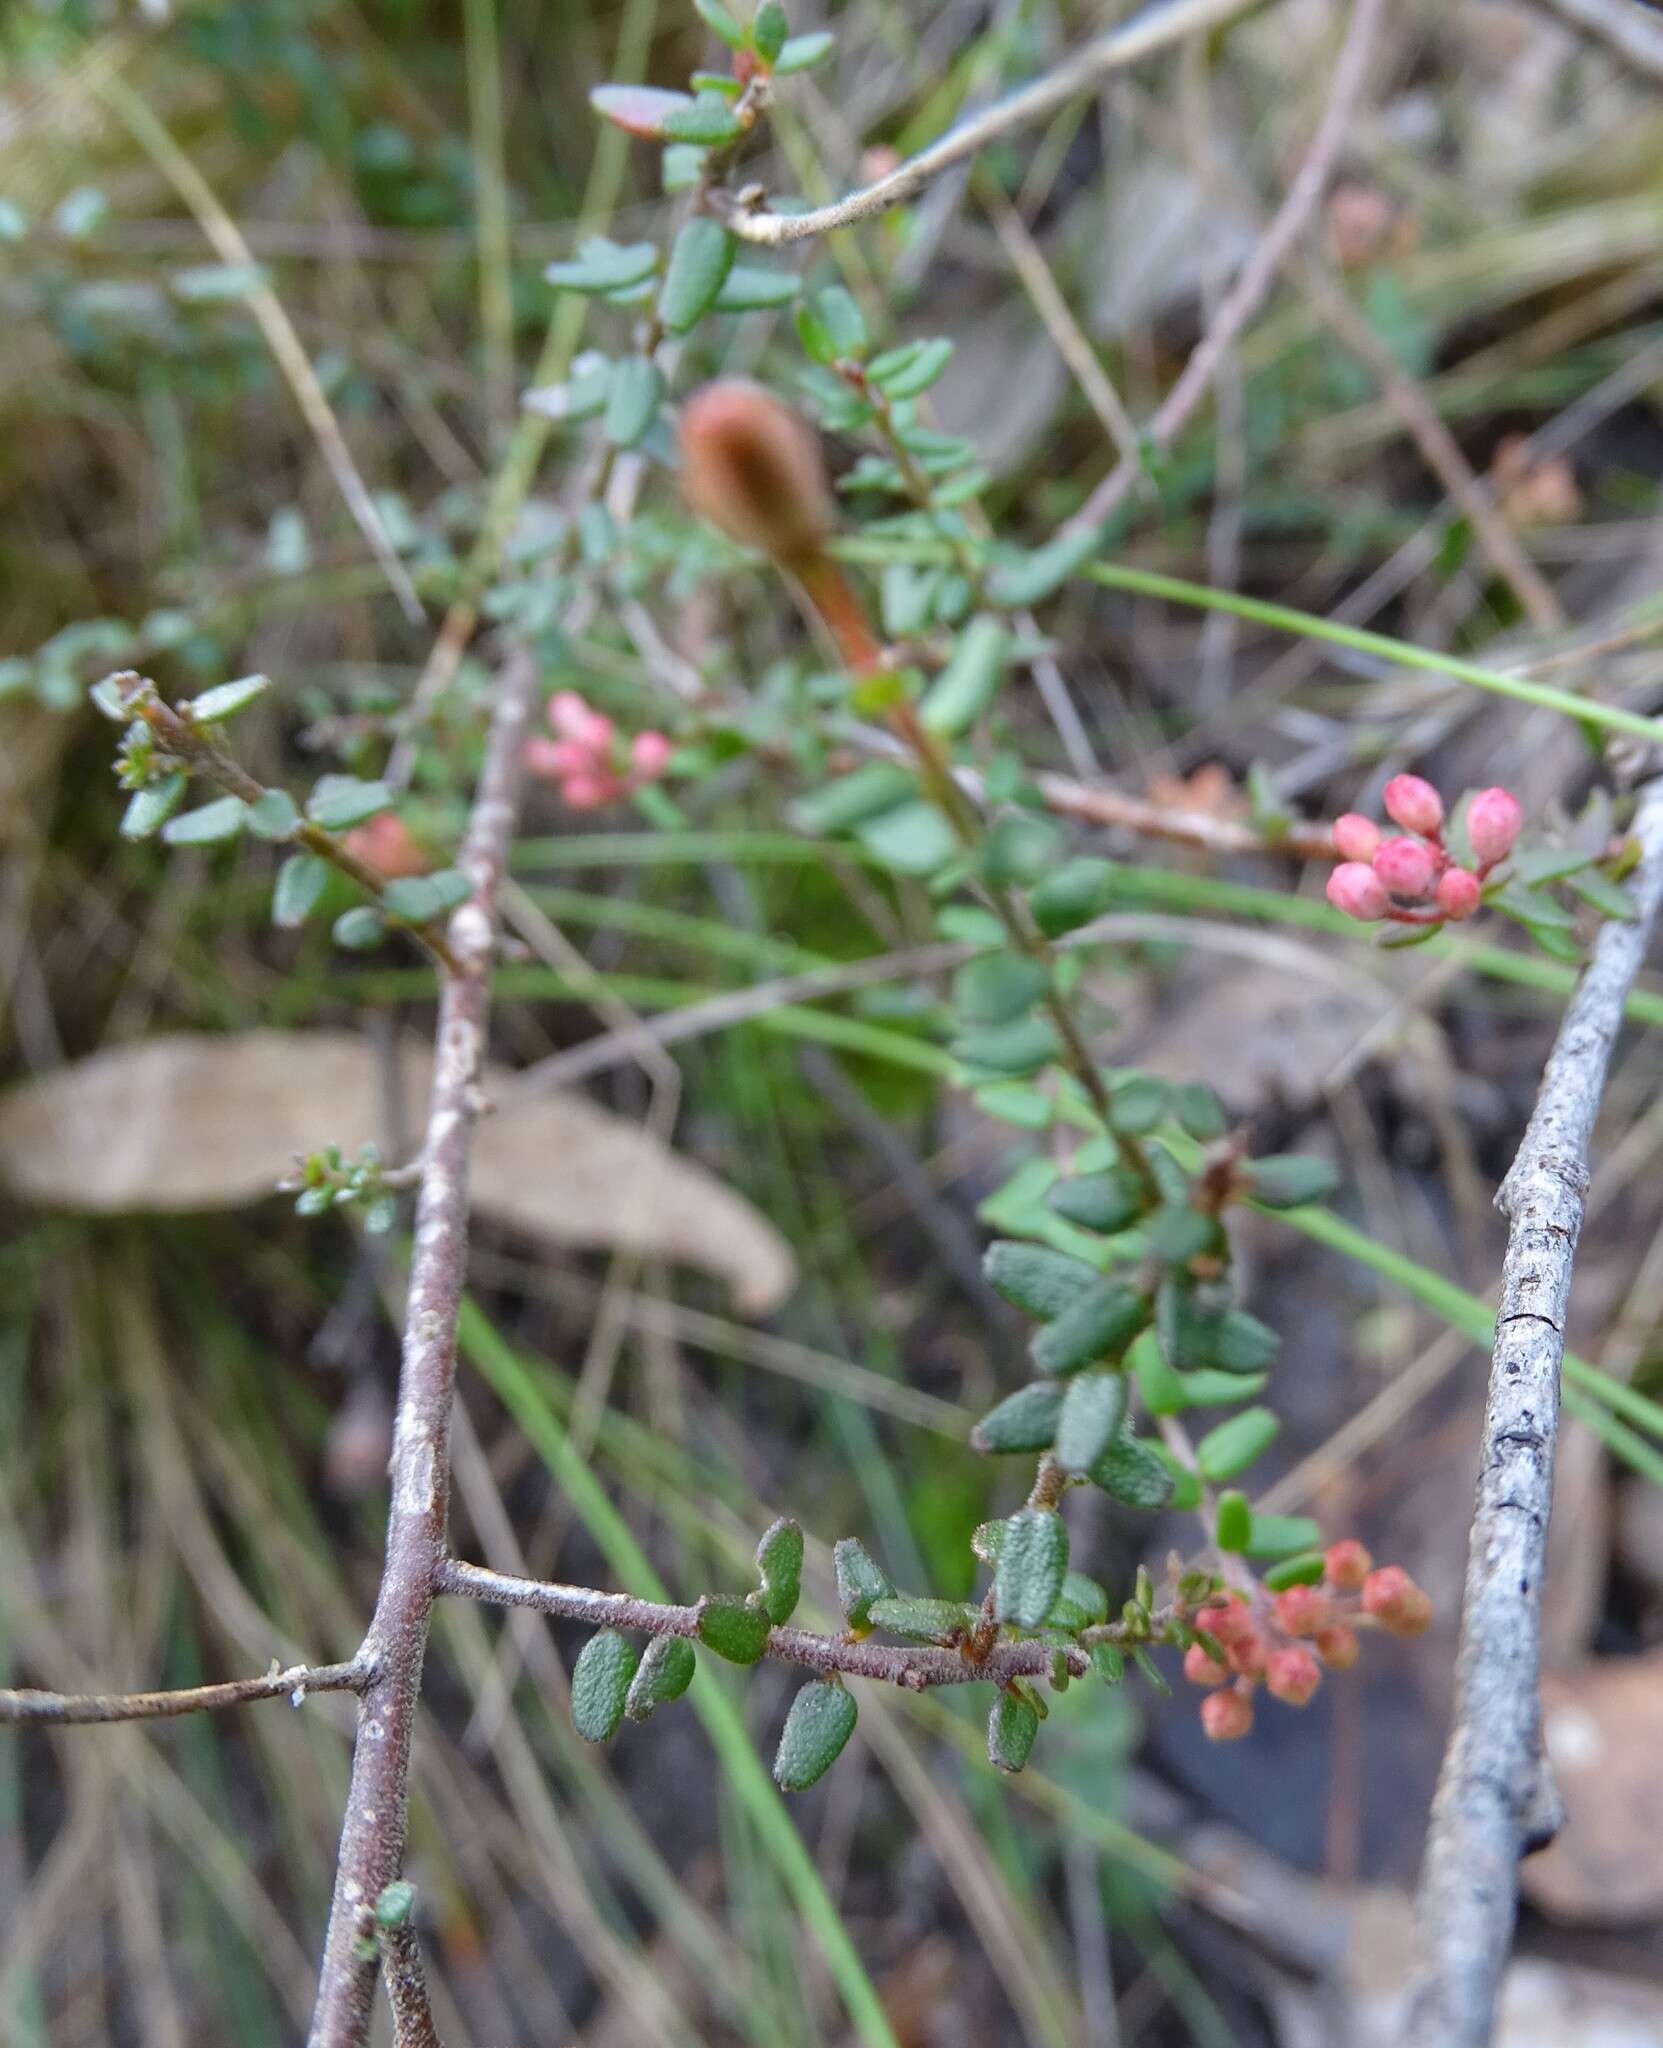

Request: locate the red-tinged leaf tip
(589, 83), (693, 138)
(679, 379), (835, 564)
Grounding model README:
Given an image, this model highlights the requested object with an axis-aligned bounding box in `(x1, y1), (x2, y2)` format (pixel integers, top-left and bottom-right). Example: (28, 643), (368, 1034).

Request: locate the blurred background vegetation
(6, 1), (1663, 2042)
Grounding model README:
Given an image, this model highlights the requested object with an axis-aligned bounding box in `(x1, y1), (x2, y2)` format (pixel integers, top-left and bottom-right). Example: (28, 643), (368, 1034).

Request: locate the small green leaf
(773, 1680), (857, 1791)
(1091, 1642), (1125, 1685)
(545, 233), (661, 291)
(1175, 1082), (1228, 1141)
(381, 869), (473, 923)
(713, 264), (800, 312)
(604, 355), (665, 447)
(692, 0), (746, 44)
(866, 1596), (968, 1642)
(986, 524), (1105, 607)
(374, 1879), (416, 1928)
(918, 615), (1009, 736)
(1566, 867), (1637, 921)
(273, 852), (330, 928)
(952, 1012), (1061, 1079)
(971, 1381), (1063, 1454)
(1244, 1154), (1339, 1209)
(774, 28), (834, 71)
(307, 775), (392, 831)
(833, 1538), (894, 1631)
(1129, 1645), (1170, 1695)
(1213, 1490), (1252, 1552)
(624, 1634), (696, 1720)
(1107, 1073), (1170, 1135)
(754, 1516), (804, 1625)
(659, 217), (736, 334)
(571, 1630), (640, 1741)
(1030, 1281), (1149, 1378)
(872, 335), (953, 400)
(696, 1595), (771, 1663)
(662, 92), (746, 145)
(953, 950), (1048, 1026)
(1245, 1514), (1323, 1560)
(1048, 1570), (1109, 1630)
(987, 1689), (1039, 1772)
(247, 788), (300, 840)
(333, 906), (387, 950)
(1175, 1368), (1268, 1407)
(973, 1081), (1054, 1130)
(1144, 1205), (1220, 1265)
(980, 813), (1063, 888)
(184, 672), (270, 724)
(789, 761), (915, 835)
(1263, 1551), (1328, 1590)
(1048, 1168), (1145, 1236)
(814, 285), (867, 359)
(983, 1240), (1099, 1321)
(1492, 878), (1578, 929)
(1053, 1371), (1129, 1473)
(162, 795), (249, 846)
(854, 797), (957, 876)
(1131, 1327), (1188, 1415)
(1088, 1430), (1177, 1511)
(1196, 1407), (1279, 1482)
(993, 1508), (1068, 1629)
(1028, 857), (1116, 937)
(752, 1), (789, 62)
(120, 772), (187, 841)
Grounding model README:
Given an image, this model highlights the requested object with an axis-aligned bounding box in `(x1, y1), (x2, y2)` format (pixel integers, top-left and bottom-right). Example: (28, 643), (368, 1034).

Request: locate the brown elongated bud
(680, 380), (836, 566)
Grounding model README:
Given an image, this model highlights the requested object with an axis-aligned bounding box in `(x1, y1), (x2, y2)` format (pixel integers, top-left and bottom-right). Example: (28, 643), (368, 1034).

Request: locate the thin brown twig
(435, 1559), (1173, 1689)
(379, 1921), (446, 2048)
(0, 1661), (367, 1726)
(308, 648), (536, 2048)
(1070, 0), (1387, 534)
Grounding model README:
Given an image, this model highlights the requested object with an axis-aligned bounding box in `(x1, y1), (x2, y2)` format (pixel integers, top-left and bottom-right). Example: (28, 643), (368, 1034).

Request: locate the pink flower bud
(630, 730), (673, 780)
(1326, 862), (1388, 922)
(1466, 786), (1523, 866)
(1315, 1624), (1360, 1670)
(1265, 1646), (1323, 1706)
(1361, 1566), (1432, 1636)
(342, 811), (429, 880)
(1333, 813), (1382, 863)
(1224, 1625), (1268, 1680)
(1323, 1540), (1373, 1591)
(680, 380), (836, 564)
(1382, 774), (1444, 837)
(1372, 836), (1436, 899)
(549, 690), (593, 739)
(578, 710), (616, 756)
(561, 772), (617, 811)
(1194, 1602), (1251, 1646)
(1273, 1586), (1335, 1638)
(1435, 867), (1482, 921)
(1200, 1686), (1254, 1742)
(1184, 1642), (1230, 1687)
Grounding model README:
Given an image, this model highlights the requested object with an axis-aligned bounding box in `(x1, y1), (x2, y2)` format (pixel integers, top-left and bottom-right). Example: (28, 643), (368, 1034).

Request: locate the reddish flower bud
(1332, 812), (1382, 862)
(1466, 785), (1523, 866)
(630, 730), (673, 780)
(1225, 1625), (1268, 1680)
(1323, 1539), (1372, 1590)
(1372, 835), (1436, 899)
(1435, 867), (1482, 921)
(1184, 1642), (1230, 1687)
(1200, 1686), (1254, 1741)
(1315, 1624), (1360, 1670)
(561, 771), (619, 811)
(1383, 774), (1444, 837)
(549, 689), (592, 738)
(1265, 1646), (1323, 1706)
(1194, 1602), (1251, 1645)
(343, 811), (429, 880)
(1273, 1586), (1335, 1638)
(680, 380), (836, 564)
(1326, 861), (1388, 922)
(1361, 1566), (1432, 1636)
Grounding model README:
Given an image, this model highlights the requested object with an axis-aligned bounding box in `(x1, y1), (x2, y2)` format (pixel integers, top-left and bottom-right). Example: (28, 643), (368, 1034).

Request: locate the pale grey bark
(1408, 774), (1663, 2045)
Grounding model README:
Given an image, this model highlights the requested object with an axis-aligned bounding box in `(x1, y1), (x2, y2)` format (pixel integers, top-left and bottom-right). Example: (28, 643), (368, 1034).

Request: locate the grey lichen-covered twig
(718, 0), (1259, 246)
(308, 649), (536, 2048)
(0, 1660), (366, 1725)
(1407, 772), (1663, 2047)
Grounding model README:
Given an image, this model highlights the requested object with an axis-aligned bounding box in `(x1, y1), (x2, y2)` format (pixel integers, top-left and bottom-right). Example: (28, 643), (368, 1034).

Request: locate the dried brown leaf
(0, 1030), (795, 1314)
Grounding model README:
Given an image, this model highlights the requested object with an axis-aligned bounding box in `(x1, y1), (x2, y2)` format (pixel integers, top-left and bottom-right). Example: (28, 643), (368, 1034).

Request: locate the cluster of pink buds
(1325, 775), (1521, 928)
(1186, 1541), (1432, 1740)
(525, 691), (673, 811)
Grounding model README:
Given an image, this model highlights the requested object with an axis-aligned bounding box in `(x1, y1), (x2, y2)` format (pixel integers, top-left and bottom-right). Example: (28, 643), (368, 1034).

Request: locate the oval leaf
(571, 1630), (640, 1741)
(624, 1634), (696, 1720)
(993, 1508), (1068, 1629)
(773, 1681), (857, 1792)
